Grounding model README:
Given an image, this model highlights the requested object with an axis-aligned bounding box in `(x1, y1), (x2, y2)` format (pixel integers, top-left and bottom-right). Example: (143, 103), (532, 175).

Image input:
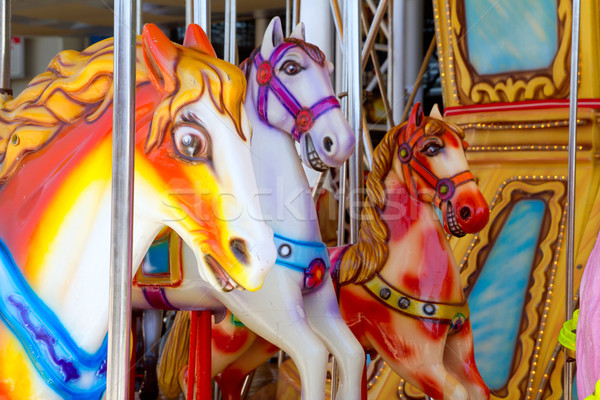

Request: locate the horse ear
(142, 24), (178, 93)
(261, 17), (284, 58)
(429, 104), (443, 121)
(408, 102), (424, 128)
(290, 22), (306, 40)
(183, 24), (217, 57)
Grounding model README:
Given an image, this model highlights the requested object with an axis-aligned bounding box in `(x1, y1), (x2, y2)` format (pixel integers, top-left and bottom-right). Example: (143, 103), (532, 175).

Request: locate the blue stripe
(0, 238), (107, 399)
(273, 232), (330, 271)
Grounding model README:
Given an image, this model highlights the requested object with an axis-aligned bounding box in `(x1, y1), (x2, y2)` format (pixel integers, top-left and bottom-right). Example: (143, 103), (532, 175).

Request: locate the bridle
(397, 120), (474, 208)
(253, 42), (340, 142)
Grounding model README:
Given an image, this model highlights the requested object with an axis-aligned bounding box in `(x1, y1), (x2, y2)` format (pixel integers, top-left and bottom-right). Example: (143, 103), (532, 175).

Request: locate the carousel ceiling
(12, 0), (286, 37)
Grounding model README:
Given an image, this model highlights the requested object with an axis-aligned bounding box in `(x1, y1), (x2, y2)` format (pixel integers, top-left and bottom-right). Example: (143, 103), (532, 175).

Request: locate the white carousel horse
(0, 24), (276, 399)
(155, 17), (365, 400)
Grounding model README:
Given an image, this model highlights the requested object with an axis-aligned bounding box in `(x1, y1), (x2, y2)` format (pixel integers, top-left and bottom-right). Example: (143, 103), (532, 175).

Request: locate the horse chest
(385, 217), (462, 303)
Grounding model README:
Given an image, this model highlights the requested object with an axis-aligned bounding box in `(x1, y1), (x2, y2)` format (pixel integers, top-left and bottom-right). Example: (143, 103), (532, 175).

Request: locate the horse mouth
(204, 254), (237, 292)
(303, 135), (328, 171)
(446, 202), (466, 238)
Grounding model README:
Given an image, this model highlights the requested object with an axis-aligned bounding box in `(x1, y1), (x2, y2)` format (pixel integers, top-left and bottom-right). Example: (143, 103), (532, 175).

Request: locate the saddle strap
(273, 232), (330, 290)
(364, 274), (469, 333)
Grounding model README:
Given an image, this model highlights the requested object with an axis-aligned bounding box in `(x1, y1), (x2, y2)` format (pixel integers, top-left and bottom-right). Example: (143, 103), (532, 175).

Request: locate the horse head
(138, 24), (276, 291)
(393, 102), (489, 237)
(242, 17), (354, 170)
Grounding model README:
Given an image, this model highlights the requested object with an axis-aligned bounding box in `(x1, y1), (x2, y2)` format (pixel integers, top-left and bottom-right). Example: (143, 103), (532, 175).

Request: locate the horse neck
(245, 83), (322, 242)
(371, 167), (464, 303)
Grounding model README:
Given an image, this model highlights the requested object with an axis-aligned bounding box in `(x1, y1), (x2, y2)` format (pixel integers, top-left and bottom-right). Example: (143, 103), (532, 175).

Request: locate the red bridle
(397, 122), (474, 208)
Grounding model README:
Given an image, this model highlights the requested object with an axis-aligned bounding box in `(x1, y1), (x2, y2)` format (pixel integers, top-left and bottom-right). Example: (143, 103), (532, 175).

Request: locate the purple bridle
(253, 42), (341, 141)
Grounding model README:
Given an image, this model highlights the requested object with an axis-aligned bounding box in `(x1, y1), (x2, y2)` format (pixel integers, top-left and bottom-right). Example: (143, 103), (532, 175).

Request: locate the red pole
(187, 311), (197, 400)
(196, 310), (212, 399)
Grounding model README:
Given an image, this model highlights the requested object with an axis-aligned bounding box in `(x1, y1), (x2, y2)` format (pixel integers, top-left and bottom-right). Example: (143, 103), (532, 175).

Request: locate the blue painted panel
(143, 240), (170, 275)
(464, 0), (558, 75)
(469, 199), (546, 390)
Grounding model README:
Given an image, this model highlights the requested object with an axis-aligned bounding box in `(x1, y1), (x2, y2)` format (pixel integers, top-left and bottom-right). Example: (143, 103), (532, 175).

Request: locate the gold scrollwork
(450, 0), (572, 104)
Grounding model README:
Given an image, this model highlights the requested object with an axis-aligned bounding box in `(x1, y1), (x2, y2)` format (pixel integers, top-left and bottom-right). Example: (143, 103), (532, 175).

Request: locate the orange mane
(0, 35), (247, 184)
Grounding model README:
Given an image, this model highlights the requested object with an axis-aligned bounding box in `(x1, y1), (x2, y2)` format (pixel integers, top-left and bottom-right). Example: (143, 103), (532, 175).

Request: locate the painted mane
(337, 116), (466, 285)
(0, 35), (247, 184)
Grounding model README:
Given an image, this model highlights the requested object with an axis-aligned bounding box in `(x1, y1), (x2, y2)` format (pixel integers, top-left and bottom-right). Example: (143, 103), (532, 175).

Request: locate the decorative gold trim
(459, 177), (566, 397)
(134, 230), (183, 287)
(460, 119), (587, 131)
(364, 274), (470, 322)
(467, 145), (586, 152)
(450, 0), (572, 104)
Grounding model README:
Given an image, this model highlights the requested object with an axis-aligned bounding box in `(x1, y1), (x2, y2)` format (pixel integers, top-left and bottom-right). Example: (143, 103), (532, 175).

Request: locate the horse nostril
(323, 136), (334, 152)
(459, 206), (472, 221)
(229, 238), (249, 266)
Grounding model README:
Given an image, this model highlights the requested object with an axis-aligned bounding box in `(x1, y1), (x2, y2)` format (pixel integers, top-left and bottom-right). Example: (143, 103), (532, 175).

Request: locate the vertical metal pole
(107, 0), (136, 399)
(190, 0), (211, 37)
(390, 0), (404, 123)
(565, 0), (581, 398)
(345, 0), (362, 243)
(136, 0), (142, 35)
(0, 0), (11, 96)
(224, 0), (236, 64)
(286, 0), (292, 36)
(292, 0), (299, 27)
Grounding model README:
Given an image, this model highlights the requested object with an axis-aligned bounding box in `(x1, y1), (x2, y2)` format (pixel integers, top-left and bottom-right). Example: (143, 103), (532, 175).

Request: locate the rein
(253, 42), (340, 141)
(397, 124), (474, 208)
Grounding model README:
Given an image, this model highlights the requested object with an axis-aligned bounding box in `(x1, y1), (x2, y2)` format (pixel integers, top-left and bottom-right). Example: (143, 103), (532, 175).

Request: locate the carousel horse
(156, 17), (364, 400)
(206, 103), (491, 400)
(0, 23), (277, 399)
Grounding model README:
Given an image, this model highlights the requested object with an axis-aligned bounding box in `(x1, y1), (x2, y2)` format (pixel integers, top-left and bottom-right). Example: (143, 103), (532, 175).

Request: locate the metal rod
(312, 169), (329, 204)
(366, 0), (389, 38)
(400, 37), (435, 123)
(329, 0), (344, 44)
(277, 350), (285, 367)
(565, 0), (581, 397)
(360, 8), (394, 128)
(390, 0), (405, 124)
(224, 0), (236, 64)
(292, 0), (299, 26)
(107, 0), (136, 398)
(345, 0), (362, 244)
(366, 58), (388, 91)
(190, 0), (211, 37)
(241, 370), (256, 399)
(336, 163), (347, 246)
(535, 342), (563, 400)
(285, 0), (292, 36)
(136, 0), (142, 35)
(0, 0), (11, 95)
(361, 0), (388, 71)
(361, 115), (374, 170)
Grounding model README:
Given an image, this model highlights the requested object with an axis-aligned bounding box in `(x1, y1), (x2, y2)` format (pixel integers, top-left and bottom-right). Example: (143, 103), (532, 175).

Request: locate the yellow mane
(0, 35), (247, 184)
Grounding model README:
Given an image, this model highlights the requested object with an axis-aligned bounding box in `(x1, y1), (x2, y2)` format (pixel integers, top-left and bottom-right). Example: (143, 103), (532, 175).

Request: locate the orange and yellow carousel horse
(0, 24), (275, 399)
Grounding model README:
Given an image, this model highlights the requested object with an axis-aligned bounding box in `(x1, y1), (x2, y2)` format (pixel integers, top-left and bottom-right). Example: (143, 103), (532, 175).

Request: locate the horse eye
(423, 142), (443, 156)
(281, 61), (302, 75)
(173, 125), (210, 160)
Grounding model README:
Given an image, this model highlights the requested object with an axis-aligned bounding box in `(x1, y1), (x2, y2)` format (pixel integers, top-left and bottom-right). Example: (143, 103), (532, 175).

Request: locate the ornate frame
(450, 0), (572, 104)
(460, 178), (566, 398)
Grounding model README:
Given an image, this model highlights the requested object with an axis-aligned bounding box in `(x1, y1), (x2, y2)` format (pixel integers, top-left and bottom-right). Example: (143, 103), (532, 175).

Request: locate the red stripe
(444, 99), (600, 117)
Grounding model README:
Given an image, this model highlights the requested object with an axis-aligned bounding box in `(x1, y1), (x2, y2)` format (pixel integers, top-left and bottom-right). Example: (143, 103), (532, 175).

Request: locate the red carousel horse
(209, 103), (490, 399)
